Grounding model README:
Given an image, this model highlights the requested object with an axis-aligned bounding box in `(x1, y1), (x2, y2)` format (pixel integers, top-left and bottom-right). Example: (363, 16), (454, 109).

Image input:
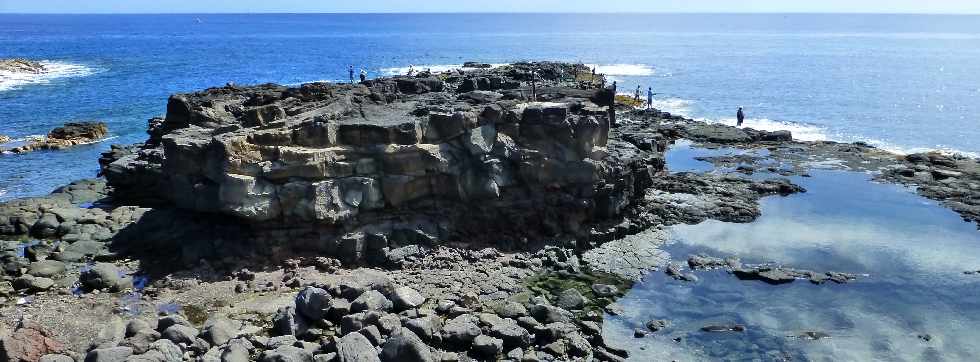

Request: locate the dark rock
(700, 325), (746, 333)
(161, 324), (199, 345)
(554, 288), (587, 310)
(590, 284), (618, 297)
(471, 335), (503, 357)
(351, 290), (392, 313)
(645, 319), (670, 332)
(80, 263), (131, 292)
(296, 287), (333, 321)
(441, 314), (482, 347)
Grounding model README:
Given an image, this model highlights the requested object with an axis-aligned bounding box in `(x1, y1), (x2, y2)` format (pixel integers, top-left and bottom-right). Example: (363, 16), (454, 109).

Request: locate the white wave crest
(0, 60), (99, 92)
(380, 63), (507, 76)
(586, 64), (655, 76)
(697, 116), (830, 142)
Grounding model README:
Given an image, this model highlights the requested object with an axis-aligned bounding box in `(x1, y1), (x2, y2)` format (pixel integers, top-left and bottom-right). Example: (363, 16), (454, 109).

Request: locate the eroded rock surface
(1, 122), (109, 154)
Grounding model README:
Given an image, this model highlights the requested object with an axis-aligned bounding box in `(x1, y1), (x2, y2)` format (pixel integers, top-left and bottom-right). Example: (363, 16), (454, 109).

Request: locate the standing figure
(348, 65), (354, 84)
(634, 85), (641, 103)
(359, 69), (367, 83)
(531, 70), (537, 101)
(647, 87), (654, 110)
(737, 107), (745, 127)
(407, 64), (415, 76)
(591, 66), (596, 81)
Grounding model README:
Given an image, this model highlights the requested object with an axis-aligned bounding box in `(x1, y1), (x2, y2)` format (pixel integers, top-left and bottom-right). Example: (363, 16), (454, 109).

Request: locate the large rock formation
(1, 122), (109, 154)
(103, 62), (664, 260)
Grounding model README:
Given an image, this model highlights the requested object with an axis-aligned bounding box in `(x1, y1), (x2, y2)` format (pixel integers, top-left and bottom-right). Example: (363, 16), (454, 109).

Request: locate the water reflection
(605, 153), (980, 361)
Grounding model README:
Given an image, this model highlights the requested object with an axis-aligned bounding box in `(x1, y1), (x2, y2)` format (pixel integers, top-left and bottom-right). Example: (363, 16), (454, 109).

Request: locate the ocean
(2, 13), (980, 200)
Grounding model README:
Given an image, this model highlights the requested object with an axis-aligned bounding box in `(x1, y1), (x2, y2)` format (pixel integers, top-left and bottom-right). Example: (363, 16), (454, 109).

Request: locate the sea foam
(586, 64), (655, 77)
(0, 60), (99, 92)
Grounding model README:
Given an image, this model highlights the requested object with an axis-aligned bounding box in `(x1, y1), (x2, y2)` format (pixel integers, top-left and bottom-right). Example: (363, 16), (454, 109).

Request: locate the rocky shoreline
(0, 122), (109, 154)
(1, 62), (978, 361)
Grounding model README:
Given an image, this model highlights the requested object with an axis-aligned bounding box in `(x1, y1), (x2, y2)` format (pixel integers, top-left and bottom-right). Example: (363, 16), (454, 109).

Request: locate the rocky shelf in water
(0, 122), (109, 154)
(0, 58), (46, 75)
(1, 61), (977, 362)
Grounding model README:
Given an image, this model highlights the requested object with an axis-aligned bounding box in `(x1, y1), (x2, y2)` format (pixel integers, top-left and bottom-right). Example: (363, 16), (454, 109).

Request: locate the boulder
(0, 320), (66, 362)
(336, 333), (380, 362)
(259, 345), (313, 362)
(350, 290), (392, 313)
(471, 335), (504, 357)
(390, 286), (425, 311)
(80, 263), (131, 292)
(440, 314), (482, 347)
(380, 328), (431, 362)
(295, 287), (332, 321)
(27, 260), (66, 278)
(84, 346), (133, 362)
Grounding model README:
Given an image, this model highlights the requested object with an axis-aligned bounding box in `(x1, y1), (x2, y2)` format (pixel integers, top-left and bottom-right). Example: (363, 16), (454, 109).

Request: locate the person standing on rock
(647, 87), (654, 110)
(359, 69), (367, 83)
(634, 85), (641, 103)
(737, 107), (745, 127)
(348, 65), (354, 84)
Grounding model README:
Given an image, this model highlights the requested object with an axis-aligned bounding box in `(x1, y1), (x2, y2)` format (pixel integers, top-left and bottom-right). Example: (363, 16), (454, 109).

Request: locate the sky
(2, 0), (980, 14)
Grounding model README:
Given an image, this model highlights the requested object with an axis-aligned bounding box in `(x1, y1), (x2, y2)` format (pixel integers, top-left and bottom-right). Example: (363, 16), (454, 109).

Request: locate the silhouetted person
(591, 66), (596, 81)
(348, 65), (354, 84)
(737, 107), (745, 127)
(647, 87), (654, 110)
(359, 69), (367, 83)
(407, 64), (415, 76)
(634, 85), (641, 103)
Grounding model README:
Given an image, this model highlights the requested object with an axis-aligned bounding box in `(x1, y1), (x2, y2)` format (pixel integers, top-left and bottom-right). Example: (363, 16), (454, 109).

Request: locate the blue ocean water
(2, 13), (980, 199)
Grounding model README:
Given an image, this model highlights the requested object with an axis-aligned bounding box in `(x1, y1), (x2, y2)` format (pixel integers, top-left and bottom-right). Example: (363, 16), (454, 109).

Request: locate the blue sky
(2, 0), (980, 14)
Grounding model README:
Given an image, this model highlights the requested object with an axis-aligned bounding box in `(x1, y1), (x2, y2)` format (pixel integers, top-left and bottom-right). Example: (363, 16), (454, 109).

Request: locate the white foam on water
(379, 63), (508, 76)
(698, 116), (830, 142)
(0, 60), (100, 92)
(586, 63), (655, 77)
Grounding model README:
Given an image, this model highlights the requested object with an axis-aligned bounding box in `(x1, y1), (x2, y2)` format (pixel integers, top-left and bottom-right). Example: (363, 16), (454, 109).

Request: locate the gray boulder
(336, 333), (380, 362)
(202, 318), (239, 346)
(27, 260), (66, 278)
(350, 290), (392, 313)
(390, 286), (425, 311)
(380, 328), (431, 362)
(80, 263), (131, 291)
(84, 346), (133, 362)
(259, 346), (313, 362)
(554, 288), (587, 310)
(441, 314), (482, 347)
(161, 324), (199, 345)
(471, 335), (503, 357)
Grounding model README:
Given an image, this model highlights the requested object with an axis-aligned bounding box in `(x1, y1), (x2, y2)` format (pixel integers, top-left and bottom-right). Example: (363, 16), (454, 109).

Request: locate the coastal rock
(0, 59), (45, 74)
(79, 263), (132, 292)
(0, 135), (10, 144)
(4, 122), (109, 154)
(336, 332), (380, 362)
(390, 286), (425, 311)
(102, 62), (658, 261)
(379, 328), (431, 362)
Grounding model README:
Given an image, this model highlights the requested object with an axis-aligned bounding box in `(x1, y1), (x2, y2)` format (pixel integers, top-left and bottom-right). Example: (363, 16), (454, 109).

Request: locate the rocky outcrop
(103, 62), (661, 261)
(0, 135), (10, 144)
(2, 122), (109, 154)
(0, 59), (45, 75)
(881, 152), (980, 227)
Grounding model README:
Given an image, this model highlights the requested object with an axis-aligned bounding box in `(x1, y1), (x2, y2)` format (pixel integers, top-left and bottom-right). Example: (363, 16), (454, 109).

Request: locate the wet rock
(665, 262), (698, 282)
(633, 328), (647, 338)
(798, 331), (831, 340)
(80, 263), (132, 292)
(590, 283), (618, 297)
(380, 328), (431, 362)
(732, 267), (796, 285)
(701, 325), (746, 333)
(336, 332), (380, 362)
(554, 288), (587, 310)
(527, 304), (572, 324)
(645, 319), (670, 332)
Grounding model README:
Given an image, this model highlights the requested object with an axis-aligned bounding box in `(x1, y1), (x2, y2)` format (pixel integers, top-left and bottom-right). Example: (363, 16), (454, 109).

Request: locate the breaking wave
(379, 63), (507, 76)
(0, 60), (100, 92)
(586, 63), (655, 77)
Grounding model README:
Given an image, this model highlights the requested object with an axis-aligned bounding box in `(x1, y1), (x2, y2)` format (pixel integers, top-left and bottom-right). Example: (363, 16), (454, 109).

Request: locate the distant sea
(2, 13), (979, 200)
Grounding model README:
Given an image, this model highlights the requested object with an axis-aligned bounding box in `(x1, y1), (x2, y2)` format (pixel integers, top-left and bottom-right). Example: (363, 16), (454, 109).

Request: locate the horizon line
(2, 11), (980, 16)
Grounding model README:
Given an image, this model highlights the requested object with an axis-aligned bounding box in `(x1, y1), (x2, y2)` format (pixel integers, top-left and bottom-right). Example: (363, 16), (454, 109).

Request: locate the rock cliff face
(104, 63), (663, 255)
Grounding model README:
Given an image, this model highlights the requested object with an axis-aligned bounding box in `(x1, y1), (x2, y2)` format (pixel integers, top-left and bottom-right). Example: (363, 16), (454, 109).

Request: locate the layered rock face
(105, 63), (662, 251)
